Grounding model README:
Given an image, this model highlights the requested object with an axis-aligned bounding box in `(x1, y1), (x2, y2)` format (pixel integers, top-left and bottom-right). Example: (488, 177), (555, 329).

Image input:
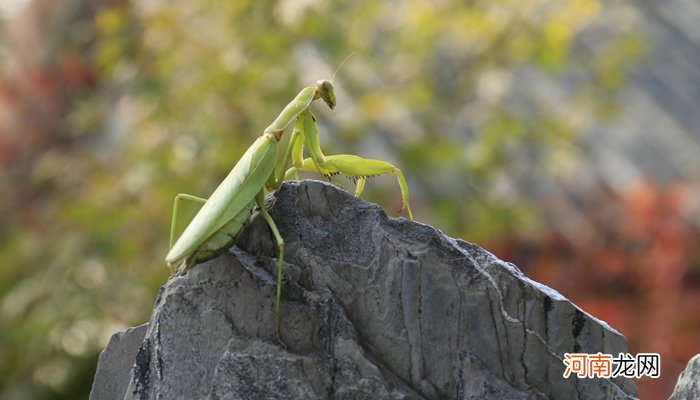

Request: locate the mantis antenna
(330, 52), (355, 84)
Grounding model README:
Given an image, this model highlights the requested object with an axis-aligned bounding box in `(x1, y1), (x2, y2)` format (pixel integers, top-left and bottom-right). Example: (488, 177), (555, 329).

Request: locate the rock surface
(669, 354), (700, 400)
(90, 324), (148, 400)
(90, 180), (637, 400)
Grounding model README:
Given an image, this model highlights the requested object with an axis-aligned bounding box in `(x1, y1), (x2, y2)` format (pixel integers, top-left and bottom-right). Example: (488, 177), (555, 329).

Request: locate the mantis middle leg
(170, 193), (208, 249)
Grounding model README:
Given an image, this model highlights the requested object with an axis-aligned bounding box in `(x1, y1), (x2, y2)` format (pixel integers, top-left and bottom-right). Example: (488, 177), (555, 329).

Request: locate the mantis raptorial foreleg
(284, 110), (413, 219)
(287, 155), (413, 219)
(354, 177), (366, 197)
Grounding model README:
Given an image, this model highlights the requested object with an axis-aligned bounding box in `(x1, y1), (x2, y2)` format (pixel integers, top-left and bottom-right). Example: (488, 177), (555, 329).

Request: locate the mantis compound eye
(316, 80), (336, 109)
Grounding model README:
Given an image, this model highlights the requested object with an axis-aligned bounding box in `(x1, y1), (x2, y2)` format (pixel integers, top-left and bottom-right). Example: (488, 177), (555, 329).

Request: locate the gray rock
(669, 354), (700, 400)
(91, 180), (638, 399)
(90, 324), (148, 400)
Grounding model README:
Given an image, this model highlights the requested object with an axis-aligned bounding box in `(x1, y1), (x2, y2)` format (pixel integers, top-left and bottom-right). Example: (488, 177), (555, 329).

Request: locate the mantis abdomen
(186, 201), (256, 268)
(166, 135), (277, 267)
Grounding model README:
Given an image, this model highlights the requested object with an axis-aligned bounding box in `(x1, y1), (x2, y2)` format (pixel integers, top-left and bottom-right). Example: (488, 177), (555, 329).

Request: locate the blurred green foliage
(0, 0), (641, 398)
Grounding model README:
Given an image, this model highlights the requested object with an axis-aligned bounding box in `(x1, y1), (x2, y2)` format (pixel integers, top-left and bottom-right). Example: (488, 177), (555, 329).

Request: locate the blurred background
(1, 0), (698, 398)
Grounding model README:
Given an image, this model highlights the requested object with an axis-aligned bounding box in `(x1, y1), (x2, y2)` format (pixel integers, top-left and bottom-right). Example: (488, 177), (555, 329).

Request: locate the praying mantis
(166, 78), (413, 345)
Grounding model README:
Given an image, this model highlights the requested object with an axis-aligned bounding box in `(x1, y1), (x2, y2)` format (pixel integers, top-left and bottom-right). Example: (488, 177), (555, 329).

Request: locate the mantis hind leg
(292, 155), (413, 220)
(170, 193), (208, 249)
(255, 191), (287, 348)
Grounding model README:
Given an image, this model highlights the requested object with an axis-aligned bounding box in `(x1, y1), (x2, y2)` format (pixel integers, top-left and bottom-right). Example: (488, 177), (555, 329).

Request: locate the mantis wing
(166, 136), (277, 264)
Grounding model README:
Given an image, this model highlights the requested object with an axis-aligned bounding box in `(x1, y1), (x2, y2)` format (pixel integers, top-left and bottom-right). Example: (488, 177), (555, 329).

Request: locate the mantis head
(315, 80), (336, 110)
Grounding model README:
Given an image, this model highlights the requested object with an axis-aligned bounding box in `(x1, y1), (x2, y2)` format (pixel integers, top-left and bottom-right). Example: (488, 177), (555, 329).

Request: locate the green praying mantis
(166, 78), (413, 345)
